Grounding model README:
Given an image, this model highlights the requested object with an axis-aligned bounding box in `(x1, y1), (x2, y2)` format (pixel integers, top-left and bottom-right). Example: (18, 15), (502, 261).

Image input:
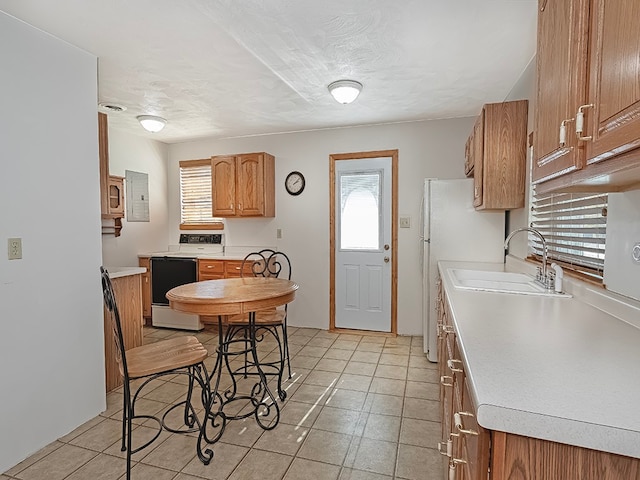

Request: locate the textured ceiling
(0, 0), (538, 144)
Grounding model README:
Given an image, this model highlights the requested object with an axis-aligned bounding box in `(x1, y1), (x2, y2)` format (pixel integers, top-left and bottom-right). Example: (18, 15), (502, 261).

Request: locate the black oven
(150, 257), (197, 305)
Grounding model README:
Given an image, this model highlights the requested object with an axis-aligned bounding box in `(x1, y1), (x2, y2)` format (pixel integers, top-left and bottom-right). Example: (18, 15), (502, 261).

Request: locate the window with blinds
(179, 159), (223, 229)
(529, 189), (608, 281)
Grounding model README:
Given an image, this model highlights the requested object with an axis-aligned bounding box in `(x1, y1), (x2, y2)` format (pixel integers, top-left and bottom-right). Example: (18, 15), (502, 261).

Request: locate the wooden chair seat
(123, 336), (209, 379)
(227, 308), (286, 326)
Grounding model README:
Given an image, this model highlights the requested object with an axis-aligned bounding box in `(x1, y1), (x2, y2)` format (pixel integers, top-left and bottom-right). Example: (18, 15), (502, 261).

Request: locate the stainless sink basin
(447, 268), (571, 297)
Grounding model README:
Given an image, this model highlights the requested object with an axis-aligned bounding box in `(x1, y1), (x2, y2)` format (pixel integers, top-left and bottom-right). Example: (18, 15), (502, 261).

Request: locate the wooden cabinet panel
(224, 260), (254, 278)
(236, 153), (265, 216)
(198, 258), (253, 280)
(467, 100), (528, 210)
(212, 156), (237, 216)
(211, 152), (275, 218)
(107, 175), (124, 216)
(198, 259), (225, 281)
(491, 431), (640, 480)
(584, 0), (640, 166)
(138, 257), (151, 318)
(471, 113), (484, 207)
(533, 0), (640, 192)
(532, 0), (589, 183)
(104, 274), (143, 392)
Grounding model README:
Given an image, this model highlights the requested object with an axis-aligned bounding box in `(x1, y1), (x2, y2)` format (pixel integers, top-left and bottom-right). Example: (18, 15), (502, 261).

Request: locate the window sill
(180, 223), (224, 231)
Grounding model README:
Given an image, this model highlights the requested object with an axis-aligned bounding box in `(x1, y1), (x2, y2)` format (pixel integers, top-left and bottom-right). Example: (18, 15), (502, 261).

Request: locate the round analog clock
(285, 171), (305, 196)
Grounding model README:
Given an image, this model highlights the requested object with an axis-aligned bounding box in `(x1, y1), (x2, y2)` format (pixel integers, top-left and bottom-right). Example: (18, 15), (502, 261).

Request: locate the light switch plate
(399, 216), (411, 228)
(8, 238), (22, 260)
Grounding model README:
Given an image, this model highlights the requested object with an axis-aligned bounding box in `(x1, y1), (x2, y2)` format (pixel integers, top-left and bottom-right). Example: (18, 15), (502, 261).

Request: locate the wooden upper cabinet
(469, 100), (528, 210)
(533, 0), (640, 192)
(532, 0), (589, 184)
(212, 155), (237, 216)
(471, 112), (485, 208)
(211, 152), (275, 218)
(99, 112), (124, 236)
(584, 0), (640, 166)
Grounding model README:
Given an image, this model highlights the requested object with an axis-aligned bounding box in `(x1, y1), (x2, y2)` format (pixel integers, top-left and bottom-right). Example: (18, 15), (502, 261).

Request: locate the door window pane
(340, 171), (381, 250)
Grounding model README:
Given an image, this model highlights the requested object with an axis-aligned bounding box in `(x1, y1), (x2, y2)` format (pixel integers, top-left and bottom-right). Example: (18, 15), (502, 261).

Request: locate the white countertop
(105, 266), (146, 279)
(439, 260), (640, 459)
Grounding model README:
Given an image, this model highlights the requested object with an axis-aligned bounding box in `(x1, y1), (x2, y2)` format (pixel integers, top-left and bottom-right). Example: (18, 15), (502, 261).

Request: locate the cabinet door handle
(442, 325), (455, 335)
(441, 375), (453, 387)
(454, 411), (478, 436)
(576, 104), (594, 141)
(447, 359), (463, 373)
(559, 117), (574, 146)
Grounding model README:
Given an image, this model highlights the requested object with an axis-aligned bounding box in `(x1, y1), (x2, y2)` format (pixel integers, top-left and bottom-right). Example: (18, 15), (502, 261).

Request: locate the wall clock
(285, 171), (305, 196)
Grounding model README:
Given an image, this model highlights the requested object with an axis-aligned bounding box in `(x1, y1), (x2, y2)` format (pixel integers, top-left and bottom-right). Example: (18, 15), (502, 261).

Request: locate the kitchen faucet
(504, 227), (552, 290)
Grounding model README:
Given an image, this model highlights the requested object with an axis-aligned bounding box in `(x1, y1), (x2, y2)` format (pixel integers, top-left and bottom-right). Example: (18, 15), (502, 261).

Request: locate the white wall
(102, 128), (170, 266)
(0, 12), (105, 472)
(169, 119), (474, 334)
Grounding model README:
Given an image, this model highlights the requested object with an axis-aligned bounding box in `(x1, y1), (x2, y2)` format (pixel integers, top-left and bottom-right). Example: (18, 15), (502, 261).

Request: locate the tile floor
(3, 325), (443, 480)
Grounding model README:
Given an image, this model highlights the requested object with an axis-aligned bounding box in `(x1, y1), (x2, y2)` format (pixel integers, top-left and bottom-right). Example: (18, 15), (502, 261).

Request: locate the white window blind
(529, 189), (608, 280)
(179, 159), (222, 228)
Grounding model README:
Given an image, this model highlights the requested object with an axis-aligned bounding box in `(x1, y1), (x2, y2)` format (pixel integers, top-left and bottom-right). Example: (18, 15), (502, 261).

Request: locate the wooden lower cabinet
(104, 273), (144, 392)
(198, 259), (253, 280)
(437, 275), (640, 479)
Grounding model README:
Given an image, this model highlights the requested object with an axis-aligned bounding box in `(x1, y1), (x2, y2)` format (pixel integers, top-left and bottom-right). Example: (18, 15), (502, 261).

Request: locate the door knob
(384, 257), (390, 263)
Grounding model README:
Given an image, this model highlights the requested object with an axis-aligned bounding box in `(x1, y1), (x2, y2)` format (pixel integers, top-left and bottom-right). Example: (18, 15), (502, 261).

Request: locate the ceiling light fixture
(328, 80), (363, 104)
(137, 115), (167, 133)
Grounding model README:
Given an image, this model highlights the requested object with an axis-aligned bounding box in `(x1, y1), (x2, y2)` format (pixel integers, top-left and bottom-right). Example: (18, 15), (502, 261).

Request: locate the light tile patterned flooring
(3, 326), (443, 480)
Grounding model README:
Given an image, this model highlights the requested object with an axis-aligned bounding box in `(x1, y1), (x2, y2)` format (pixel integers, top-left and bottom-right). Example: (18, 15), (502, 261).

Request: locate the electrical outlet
(277, 228), (282, 239)
(399, 216), (411, 228)
(8, 238), (22, 260)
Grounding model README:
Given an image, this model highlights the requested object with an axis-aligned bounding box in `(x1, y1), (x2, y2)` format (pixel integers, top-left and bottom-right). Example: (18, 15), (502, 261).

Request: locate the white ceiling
(1, 1), (538, 144)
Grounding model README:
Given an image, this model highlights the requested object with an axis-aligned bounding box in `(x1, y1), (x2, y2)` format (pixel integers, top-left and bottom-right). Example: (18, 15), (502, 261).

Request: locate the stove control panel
(179, 234), (223, 245)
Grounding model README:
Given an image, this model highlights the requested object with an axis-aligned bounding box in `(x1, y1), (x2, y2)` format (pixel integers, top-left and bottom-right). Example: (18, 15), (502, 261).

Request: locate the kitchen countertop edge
(105, 266), (146, 279)
(438, 260), (640, 459)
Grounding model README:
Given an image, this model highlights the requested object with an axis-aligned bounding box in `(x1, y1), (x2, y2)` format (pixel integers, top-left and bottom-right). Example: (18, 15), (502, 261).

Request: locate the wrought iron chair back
(99, 267), (212, 479)
(100, 266), (130, 381)
(241, 249), (291, 280)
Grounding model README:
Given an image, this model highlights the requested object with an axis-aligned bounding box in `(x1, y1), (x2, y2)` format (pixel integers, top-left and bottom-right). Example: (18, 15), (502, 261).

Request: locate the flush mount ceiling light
(328, 80), (363, 104)
(137, 115), (167, 133)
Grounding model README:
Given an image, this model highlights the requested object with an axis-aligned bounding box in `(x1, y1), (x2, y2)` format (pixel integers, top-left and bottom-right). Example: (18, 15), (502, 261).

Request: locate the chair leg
(282, 320), (292, 379)
(120, 383), (128, 452)
(125, 396), (133, 480)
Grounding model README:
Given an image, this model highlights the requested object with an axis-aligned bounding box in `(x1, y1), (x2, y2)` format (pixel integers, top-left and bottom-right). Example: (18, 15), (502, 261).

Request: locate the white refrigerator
(422, 178), (506, 362)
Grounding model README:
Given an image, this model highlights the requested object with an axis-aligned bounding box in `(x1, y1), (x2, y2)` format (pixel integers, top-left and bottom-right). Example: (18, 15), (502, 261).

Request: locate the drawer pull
(440, 375), (453, 387)
(442, 325), (455, 335)
(447, 359), (463, 373)
(454, 411), (478, 436)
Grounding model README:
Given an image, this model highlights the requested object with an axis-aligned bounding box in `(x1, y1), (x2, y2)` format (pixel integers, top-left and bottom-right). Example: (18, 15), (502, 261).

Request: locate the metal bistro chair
(100, 267), (213, 479)
(223, 250), (292, 400)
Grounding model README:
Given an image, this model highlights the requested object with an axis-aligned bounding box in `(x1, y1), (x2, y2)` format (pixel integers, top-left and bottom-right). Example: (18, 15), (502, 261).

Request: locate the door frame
(329, 149), (398, 335)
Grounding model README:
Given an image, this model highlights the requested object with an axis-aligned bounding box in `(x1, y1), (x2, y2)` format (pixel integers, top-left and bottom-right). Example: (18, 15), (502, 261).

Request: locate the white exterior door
(334, 157), (392, 332)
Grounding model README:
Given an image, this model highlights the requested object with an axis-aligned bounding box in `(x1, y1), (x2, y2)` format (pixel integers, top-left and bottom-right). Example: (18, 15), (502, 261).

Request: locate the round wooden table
(166, 277), (298, 455)
(167, 277), (298, 317)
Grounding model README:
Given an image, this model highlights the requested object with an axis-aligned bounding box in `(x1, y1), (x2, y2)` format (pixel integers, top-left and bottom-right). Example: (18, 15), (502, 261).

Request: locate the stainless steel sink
(447, 268), (571, 297)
